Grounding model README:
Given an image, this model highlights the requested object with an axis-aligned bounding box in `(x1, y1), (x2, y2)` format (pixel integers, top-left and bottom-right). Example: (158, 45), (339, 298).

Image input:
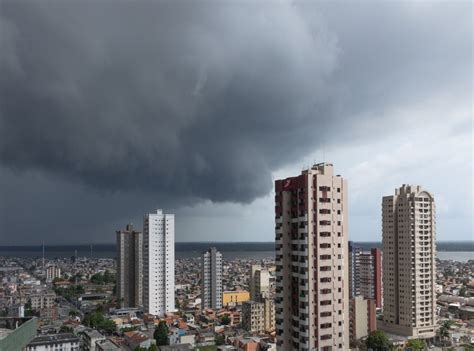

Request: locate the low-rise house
(124, 330), (154, 349)
(196, 331), (215, 347)
(184, 314), (195, 324)
(95, 338), (122, 350)
(81, 328), (106, 351)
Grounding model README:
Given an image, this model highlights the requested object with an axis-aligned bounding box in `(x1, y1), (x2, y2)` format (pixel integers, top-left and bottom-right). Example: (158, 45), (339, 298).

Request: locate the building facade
(349, 296), (376, 341)
(275, 163), (349, 350)
(250, 265), (270, 302)
(348, 242), (361, 299)
(81, 329), (106, 351)
(222, 291), (250, 306)
(46, 265), (61, 282)
(116, 224), (143, 308)
(201, 247), (223, 310)
(380, 185), (437, 338)
(263, 297), (276, 333)
(30, 292), (56, 310)
(359, 248), (382, 309)
(25, 333), (80, 351)
(349, 243), (382, 309)
(242, 301), (265, 334)
(143, 209), (175, 316)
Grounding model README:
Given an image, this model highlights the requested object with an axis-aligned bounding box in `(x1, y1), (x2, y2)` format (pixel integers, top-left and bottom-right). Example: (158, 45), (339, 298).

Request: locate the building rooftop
(96, 339), (121, 350)
(0, 328), (13, 341)
(83, 328), (105, 339)
(28, 333), (79, 346)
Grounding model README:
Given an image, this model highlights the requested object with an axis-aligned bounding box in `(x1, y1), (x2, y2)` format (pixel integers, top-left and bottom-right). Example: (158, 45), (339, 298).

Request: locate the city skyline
(0, 1), (472, 245)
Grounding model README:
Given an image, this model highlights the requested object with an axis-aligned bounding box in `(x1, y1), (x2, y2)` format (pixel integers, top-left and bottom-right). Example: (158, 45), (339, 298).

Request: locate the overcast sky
(0, 1), (472, 245)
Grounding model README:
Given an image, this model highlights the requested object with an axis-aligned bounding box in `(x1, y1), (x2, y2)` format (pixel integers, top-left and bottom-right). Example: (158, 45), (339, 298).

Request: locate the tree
(215, 334), (225, 346)
(366, 330), (391, 351)
(59, 325), (73, 333)
(154, 321), (169, 346)
(220, 315), (231, 325)
(406, 339), (426, 350)
(91, 270), (116, 285)
(459, 286), (470, 297)
(148, 345), (158, 351)
(438, 320), (453, 344)
(69, 310), (79, 318)
(83, 311), (116, 334)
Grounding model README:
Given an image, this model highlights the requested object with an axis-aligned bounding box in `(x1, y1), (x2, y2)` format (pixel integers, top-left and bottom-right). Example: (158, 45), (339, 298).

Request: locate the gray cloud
(0, 1), (471, 244)
(0, 1), (340, 204)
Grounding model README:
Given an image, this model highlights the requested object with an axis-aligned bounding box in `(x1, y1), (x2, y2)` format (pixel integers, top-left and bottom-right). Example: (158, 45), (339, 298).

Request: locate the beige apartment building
(30, 292), (56, 310)
(116, 224), (143, 308)
(379, 185), (437, 338)
(349, 296), (376, 341)
(250, 265), (270, 302)
(263, 297), (276, 333)
(242, 301), (265, 334)
(275, 163), (349, 351)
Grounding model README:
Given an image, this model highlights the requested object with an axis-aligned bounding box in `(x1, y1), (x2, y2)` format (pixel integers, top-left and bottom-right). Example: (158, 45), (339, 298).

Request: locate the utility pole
(42, 241), (45, 272)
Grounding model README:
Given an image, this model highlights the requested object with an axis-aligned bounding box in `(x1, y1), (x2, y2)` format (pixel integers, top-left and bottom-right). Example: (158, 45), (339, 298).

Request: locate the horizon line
(0, 239), (472, 247)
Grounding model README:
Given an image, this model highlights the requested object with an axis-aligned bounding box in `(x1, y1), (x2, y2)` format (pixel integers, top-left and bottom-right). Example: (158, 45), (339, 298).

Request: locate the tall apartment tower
(250, 265), (270, 302)
(359, 248), (382, 309)
(348, 243), (382, 309)
(201, 247), (223, 310)
(143, 209), (175, 316)
(380, 185), (436, 338)
(348, 242), (361, 299)
(275, 163), (349, 351)
(116, 224), (143, 308)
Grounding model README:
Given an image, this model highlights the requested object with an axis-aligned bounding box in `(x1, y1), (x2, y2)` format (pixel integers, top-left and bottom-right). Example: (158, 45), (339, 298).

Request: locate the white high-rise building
(143, 209), (175, 316)
(380, 185), (437, 338)
(46, 265), (61, 282)
(275, 163), (349, 350)
(201, 247), (223, 310)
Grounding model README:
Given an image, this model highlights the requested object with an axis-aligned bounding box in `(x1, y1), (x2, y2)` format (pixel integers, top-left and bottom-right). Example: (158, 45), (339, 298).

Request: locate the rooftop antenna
(42, 241), (45, 272)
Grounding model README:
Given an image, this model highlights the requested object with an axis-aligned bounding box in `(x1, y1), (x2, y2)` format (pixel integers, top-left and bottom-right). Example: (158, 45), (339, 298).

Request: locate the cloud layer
(0, 1), (342, 203)
(0, 1), (471, 244)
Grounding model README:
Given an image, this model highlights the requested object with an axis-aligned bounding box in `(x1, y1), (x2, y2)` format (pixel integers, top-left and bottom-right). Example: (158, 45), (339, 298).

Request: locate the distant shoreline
(0, 241), (472, 252)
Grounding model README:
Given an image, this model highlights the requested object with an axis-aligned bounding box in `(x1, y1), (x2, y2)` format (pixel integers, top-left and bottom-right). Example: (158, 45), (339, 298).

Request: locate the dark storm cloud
(0, 1), (339, 203)
(0, 1), (471, 244)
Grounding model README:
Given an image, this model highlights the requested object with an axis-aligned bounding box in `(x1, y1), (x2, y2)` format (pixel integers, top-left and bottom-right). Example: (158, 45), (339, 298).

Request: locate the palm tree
(437, 320), (453, 345)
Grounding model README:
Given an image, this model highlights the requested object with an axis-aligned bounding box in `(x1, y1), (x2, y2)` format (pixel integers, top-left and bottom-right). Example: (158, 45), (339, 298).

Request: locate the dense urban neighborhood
(0, 251), (473, 350)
